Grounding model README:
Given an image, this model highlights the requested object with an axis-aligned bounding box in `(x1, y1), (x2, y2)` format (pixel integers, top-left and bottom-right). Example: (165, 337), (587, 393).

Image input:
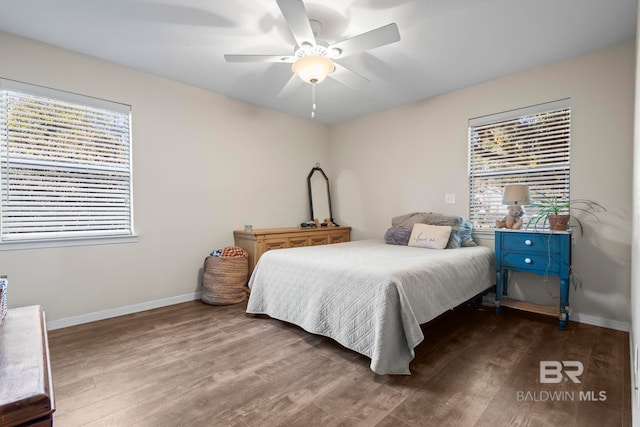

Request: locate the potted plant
(525, 193), (605, 235)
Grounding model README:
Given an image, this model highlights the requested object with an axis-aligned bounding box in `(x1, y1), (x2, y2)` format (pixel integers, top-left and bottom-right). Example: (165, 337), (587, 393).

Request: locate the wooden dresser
(0, 305), (55, 427)
(234, 226), (351, 275)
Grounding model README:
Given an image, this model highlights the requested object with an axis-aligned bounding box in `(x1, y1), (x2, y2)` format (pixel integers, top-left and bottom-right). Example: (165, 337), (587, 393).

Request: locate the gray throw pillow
(384, 226), (411, 245)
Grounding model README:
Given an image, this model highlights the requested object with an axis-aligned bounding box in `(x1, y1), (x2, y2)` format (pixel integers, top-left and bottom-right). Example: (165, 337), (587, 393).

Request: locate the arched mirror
(307, 163), (333, 224)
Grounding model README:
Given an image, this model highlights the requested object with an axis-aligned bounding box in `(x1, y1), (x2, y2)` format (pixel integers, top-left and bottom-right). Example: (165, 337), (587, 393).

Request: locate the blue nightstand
(494, 229), (572, 329)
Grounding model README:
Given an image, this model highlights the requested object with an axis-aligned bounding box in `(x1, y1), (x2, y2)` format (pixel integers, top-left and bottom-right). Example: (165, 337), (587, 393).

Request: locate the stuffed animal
(495, 205), (524, 229)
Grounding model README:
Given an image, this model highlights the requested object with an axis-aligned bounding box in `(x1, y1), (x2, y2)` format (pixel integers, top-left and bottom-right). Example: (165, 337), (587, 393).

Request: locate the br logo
(540, 361), (584, 384)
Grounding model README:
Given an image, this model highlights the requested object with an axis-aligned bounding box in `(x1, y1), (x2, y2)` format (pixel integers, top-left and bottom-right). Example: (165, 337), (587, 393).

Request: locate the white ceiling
(0, 0), (636, 125)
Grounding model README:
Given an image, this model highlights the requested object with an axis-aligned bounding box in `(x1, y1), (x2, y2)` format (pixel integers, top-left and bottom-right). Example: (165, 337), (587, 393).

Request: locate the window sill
(0, 235), (139, 251)
(472, 228), (496, 240)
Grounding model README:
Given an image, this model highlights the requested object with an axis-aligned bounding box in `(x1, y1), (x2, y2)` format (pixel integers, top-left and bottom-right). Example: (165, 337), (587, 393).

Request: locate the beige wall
(0, 30), (634, 328)
(330, 41), (634, 325)
(0, 32), (329, 321)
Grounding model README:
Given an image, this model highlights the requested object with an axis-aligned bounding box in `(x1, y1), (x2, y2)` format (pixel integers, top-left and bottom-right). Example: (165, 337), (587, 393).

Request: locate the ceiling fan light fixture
(327, 47), (342, 58)
(292, 54), (334, 84)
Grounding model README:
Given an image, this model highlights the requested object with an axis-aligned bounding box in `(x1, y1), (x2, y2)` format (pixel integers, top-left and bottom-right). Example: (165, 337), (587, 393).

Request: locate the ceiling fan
(224, 0), (401, 99)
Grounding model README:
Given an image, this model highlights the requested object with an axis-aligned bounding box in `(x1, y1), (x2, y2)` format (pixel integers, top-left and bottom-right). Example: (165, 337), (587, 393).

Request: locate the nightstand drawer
(501, 232), (560, 254)
(501, 251), (560, 274)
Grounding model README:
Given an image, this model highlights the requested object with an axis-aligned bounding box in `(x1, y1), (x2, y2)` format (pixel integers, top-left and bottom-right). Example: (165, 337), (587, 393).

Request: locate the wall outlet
(445, 193), (456, 204)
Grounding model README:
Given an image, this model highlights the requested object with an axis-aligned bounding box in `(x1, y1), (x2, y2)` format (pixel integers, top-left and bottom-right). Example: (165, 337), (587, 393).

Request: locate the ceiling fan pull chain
(311, 83), (317, 118)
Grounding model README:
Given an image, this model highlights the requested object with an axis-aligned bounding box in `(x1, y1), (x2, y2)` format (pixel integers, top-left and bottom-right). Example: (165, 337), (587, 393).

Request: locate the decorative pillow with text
(408, 223), (452, 250)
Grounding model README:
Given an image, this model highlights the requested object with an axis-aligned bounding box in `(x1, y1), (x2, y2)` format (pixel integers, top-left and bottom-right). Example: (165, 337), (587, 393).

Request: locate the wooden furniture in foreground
(234, 226), (351, 275)
(0, 305), (55, 426)
(494, 229), (572, 329)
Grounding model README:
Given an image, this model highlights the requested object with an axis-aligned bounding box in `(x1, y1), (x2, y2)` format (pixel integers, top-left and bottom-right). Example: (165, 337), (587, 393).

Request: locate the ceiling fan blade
(276, 0), (316, 47)
(329, 23), (400, 58)
(278, 74), (303, 98)
(224, 54), (295, 63)
(329, 63), (370, 91)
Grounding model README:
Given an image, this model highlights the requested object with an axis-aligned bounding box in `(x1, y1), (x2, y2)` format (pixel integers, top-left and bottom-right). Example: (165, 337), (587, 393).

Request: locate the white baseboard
(481, 296), (629, 332)
(46, 291), (202, 331)
(570, 312), (629, 332)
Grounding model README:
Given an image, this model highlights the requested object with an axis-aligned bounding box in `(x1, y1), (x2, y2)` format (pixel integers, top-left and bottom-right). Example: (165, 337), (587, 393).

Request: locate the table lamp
(497, 184), (530, 229)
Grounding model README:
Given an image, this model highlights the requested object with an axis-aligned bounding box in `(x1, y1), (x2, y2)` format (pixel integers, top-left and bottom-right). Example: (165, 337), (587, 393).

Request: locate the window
(0, 79), (134, 246)
(468, 99), (571, 229)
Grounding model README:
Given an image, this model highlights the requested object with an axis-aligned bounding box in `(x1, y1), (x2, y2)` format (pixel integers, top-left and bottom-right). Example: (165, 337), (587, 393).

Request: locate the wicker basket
(202, 256), (249, 305)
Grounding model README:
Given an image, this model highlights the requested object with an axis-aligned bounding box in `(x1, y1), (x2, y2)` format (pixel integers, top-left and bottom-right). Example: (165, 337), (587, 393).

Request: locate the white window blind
(468, 99), (571, 229)
(0, 79), (133, 242)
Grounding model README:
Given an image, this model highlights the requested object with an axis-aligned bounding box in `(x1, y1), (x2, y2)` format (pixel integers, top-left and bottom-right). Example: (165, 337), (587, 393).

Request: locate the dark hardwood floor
(47, 300), (631, 426)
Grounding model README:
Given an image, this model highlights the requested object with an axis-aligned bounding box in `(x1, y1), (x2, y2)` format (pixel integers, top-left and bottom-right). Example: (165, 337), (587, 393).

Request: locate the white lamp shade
(292, 55), (334, 84)
(502, 184), (530, 205)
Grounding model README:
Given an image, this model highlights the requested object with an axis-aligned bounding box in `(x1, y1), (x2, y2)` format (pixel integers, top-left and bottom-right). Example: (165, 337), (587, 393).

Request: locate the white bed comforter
(246, 239), (494, 375)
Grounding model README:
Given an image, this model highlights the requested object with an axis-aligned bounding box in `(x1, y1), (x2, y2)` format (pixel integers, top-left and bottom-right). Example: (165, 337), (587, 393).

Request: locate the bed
(246, 238), (494, 375)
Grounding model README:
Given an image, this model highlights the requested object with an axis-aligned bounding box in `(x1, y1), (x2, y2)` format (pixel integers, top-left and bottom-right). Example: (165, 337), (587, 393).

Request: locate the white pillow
(408, 223), (452, 249)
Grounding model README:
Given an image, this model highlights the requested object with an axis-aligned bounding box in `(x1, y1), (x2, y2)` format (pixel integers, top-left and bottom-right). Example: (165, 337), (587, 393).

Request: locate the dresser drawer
(501, 232), (560, 254)
(309, 235), (329, 246)
(501, 251), (560, 274)
(264, 239), (287, 251)
(288, 236), (309, 247)
(329, 231), (349, 244)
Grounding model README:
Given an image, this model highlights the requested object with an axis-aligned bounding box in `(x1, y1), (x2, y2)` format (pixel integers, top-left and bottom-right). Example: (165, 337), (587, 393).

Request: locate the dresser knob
(525, 239), (532, 246)
(525, 258), (532, 264)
